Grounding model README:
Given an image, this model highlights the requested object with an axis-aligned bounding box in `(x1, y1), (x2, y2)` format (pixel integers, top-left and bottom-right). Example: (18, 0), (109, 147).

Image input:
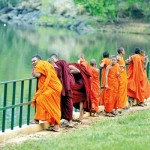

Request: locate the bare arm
(69, 65), (80, 74)
(144, 55), (149, 69)
(99, 62), (105, 68)
(125, 56), (132, 64)
(105, 65), (110, 89)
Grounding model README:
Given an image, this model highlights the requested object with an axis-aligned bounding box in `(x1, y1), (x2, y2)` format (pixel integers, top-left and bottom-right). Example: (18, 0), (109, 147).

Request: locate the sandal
(46, 127), (60, 132)
(72, 118), (82, 123)
(138, 102), (145, 107)
(30, 120), (39, 124)
(105, 113), (115, 117)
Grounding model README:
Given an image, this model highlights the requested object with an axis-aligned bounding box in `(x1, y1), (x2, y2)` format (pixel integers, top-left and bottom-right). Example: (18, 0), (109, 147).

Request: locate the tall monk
(116, 47), (128, 111)
(139, 50), (150, 99)
(126, 48), (145, 106)
(48, 54), (75, 127)
(31, 55), (62, 132)
(105, 56), (120, 117)
(99, 51), (111, 106)
(89, 59), (101, 116)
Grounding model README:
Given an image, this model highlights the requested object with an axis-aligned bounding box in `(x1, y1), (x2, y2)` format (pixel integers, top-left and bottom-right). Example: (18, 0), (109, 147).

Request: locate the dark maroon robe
(55, 60), (75, 121)
(70, 63), (91, 112)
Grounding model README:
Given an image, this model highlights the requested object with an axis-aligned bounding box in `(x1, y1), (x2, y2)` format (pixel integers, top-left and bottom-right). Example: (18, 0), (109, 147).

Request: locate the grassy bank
(4, 108), (150, 150)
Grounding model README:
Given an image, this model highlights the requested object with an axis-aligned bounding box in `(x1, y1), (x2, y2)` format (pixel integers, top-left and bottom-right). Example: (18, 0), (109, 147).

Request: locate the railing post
(99, 68), (102, 88)
(11, 82), (16, 130)
(19, 81), (24, 128)
(27, 80), (32, 125)
(2, 84), (7, 132)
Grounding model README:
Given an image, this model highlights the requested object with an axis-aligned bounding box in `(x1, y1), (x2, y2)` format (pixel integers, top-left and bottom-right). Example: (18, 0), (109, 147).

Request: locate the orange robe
(100, 58), (111, 105)
(117, 57), (128, 109)
(90, 66), (101, 112)
(105, 64), (120, 113)
(32, 60), (62, 125)
(100, 58), (111, 86)
(80, 59), (100, 112)
(127, 54), (145, 102)
(140, 56), (150, 99)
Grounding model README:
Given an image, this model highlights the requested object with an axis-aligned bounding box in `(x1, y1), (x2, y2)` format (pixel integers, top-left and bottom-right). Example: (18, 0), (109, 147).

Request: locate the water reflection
(0, 23), (150, 81)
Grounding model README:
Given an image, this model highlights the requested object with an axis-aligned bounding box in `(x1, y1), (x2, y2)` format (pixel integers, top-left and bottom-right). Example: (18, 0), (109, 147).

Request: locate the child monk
(105, 56), (120, 117)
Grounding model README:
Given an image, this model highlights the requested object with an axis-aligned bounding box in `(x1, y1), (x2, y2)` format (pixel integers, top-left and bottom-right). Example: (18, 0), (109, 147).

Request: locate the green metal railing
(0, 77), (37, 132)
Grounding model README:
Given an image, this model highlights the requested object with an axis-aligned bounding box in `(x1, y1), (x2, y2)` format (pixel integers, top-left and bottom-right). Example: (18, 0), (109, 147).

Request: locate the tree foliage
(74, 0), (150, 22)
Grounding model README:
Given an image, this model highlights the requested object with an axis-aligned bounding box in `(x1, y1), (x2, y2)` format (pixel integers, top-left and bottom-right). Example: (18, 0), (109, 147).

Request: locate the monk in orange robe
(127, 48), (145, 106)
(31, 55), (62, 132)
(99, 51), (111, 106)
(105, 56), (120, 117)
(140, 50), (150, 99)
(89, 59), (101, 115)
(116, 47), (128, 110)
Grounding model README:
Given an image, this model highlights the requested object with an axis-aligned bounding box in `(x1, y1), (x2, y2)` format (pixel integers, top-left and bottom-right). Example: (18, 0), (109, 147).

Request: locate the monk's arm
(125, 56), (132, 64)
(99, 62), (105, 68)
(144, 56), (149, 69)
(105, 65), (110, 89)
(69, 65), (80, 74)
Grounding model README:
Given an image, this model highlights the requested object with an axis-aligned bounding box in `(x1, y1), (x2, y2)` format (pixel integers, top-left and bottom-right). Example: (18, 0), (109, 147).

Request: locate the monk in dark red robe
(49, 54), (75, 127)
(69, 63), (91, 121)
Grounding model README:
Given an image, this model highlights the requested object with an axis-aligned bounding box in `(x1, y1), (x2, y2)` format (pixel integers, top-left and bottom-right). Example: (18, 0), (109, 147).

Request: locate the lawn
(3, 109), (150, 150)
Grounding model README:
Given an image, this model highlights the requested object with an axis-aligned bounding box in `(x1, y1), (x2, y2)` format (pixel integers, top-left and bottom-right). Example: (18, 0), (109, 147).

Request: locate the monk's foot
(122, 106), (130, 110)
(30, 119), (39, 124)
(46, 125), (60, 132)
(73, 118), (82, 123)
(138, 102), (145, 107)
(90, 108), (96, 113)
(112, 110), (118, 115)
(105, 112), (115, 117)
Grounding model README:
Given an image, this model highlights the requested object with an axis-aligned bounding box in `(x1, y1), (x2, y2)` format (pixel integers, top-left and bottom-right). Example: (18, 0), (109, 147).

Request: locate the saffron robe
(80, 59), (100, 112)
(140, 56), (150, 99)
(127, 54), (145, 102)
(90, 66), (101, 112)
(105, 63), (120, 113)
(100, 58), (111, 86)
(32, 61), (62, 125)
(55, 60), (75, 121)
(117, 57), (128, 109)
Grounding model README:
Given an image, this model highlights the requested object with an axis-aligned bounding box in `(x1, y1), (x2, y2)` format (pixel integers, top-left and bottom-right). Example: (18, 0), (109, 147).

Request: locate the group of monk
(31, 47), (150, 132)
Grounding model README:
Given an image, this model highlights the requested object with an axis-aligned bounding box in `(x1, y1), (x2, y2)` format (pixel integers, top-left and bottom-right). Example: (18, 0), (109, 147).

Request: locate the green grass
(4, 109), (150, 150)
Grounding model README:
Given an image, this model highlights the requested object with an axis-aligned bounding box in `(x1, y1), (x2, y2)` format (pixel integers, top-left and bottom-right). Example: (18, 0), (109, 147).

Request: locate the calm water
(0, 22), (150, 82)
(0, 22), (150, 131)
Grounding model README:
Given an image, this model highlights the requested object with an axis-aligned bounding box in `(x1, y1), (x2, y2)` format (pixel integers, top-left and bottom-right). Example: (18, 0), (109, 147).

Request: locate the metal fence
(0, 77), (37, 132)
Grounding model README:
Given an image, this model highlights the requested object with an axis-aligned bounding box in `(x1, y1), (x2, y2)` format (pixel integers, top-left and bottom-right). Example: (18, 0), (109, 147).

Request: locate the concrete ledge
(0, 106), (104, 144)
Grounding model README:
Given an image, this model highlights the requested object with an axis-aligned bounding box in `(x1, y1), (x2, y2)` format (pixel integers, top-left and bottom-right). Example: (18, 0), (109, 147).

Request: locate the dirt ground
(1, 98), (150, 147)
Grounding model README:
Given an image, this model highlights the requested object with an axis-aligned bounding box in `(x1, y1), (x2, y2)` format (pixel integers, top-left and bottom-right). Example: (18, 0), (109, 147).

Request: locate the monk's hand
(105, 84), (109, 89)
(32, 99), (36, 103)
(145, 56), (149, 62)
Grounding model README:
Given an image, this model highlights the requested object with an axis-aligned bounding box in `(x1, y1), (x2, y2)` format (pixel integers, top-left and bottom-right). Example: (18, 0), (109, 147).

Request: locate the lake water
(0, 22), (150, 131)
(0, 22), (150, 82)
